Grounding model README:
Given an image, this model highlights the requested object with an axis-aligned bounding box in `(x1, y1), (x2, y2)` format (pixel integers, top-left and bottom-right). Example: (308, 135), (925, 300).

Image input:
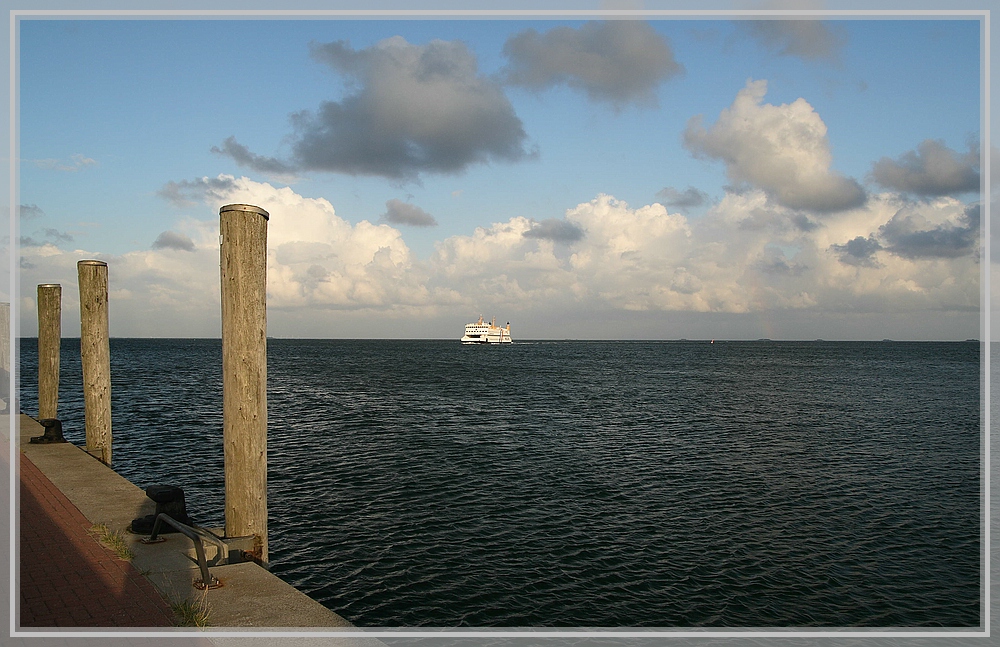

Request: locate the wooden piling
(220, 203), (269, 563)
(36, 284), (61, 419)
(0, 301), (9, 413)
(77, 261), (111, 465)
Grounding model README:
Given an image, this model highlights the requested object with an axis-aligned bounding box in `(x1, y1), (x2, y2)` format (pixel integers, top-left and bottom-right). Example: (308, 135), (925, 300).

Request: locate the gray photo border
(2, 2), (993, 646)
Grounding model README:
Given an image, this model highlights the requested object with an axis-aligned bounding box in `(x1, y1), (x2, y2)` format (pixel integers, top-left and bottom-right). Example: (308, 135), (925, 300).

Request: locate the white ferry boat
(461, 315), (512, 344)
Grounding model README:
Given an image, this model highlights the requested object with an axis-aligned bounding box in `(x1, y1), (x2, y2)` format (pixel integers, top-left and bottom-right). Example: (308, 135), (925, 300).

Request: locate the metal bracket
(143, 513), (226, 590)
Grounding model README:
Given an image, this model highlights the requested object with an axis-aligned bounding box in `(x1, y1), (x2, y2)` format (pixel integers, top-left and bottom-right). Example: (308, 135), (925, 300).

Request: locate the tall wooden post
(36, 284), (61, 419)
(220, 203), (269, 563)
(0, 301), (9, 413)
(77, 260), (111, 465)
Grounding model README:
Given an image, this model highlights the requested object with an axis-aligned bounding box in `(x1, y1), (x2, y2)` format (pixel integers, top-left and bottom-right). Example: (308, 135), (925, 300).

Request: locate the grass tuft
(88, 523), (135, 561)
(171, 591), (211, 627)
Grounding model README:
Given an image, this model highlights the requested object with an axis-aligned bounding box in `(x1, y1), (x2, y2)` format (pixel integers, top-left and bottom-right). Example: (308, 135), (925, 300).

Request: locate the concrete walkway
(19, 451), (177, 627)
(16, 414), (356, 630)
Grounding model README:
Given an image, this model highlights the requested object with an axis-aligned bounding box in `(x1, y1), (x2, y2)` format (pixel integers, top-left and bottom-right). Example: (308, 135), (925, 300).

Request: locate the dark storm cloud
(157, 176), (240, 206)
(380, 199), (438, 227)
(870, 139), (980, 197)
(737, 19), (846, 63)
(152, 230), (196, 252)
(522, 218), (585, 242)
(831, 235), (883, 267)
(211, 136), (296, 177)
(879, 203), (980, 259)
(266, 36), (533, 182)
(656, 186), (708, 211)
(500, 21), (683, 109)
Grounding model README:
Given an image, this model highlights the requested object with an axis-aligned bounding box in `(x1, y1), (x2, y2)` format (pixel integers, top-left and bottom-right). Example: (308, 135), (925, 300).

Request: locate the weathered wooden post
(220, 204), (269, 563)
(36, 284), (61, 419)
(0, 301), (9, 413)
(77, 260), (112, 465)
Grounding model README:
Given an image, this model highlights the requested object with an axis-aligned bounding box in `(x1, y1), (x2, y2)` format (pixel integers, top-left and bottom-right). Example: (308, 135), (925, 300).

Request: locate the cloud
(656, 186), (709, 211)
(500, 20), (683, 109)
(380, 199), (438, 227)
(683, 79), (866, 213)
(21, 175), (453, 336)
(878, 201), (980, 259)
(41, 228), (72, 243)
(211, 136), (297, 179)
(431, 195), (697, 312)
(224, 36), (532, 183)
(870, 139), (980, 197)
(21, 178), (978, 338)
(19, 204), (44, 219)
(756, 245), (807, 276)
(30, 154), (98, 172)
(152, 230), (196, 252)
(19, 237), (224, 337)
(157, 176), (241, 207)
(830, 235), (882, 267)
(20, 227), (73, 247)
(737, 20), (846, 63)
(992, 145), (1000, 189)
(522, 218), (585, 242)
(169, 175), (442, 311)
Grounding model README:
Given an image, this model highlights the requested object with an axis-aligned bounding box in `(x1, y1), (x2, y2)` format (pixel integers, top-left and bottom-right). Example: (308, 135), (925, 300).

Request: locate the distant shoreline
(14, 337), (984, 343)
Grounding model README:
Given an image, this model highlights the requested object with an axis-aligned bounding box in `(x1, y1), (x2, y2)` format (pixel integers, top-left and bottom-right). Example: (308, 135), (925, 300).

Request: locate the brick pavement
(19, 452), (177, 628)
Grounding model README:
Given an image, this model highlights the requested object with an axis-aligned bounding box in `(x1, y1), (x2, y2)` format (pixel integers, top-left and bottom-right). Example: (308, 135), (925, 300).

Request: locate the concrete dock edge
(17, 413), (356, 630)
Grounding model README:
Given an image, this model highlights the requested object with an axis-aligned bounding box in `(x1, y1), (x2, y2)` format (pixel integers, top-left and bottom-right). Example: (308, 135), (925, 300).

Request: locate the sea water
(17, 338), (981, 627)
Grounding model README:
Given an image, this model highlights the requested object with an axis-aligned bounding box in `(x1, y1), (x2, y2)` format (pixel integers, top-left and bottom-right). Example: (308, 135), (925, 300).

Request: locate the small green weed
(88, 523), (135, 561)
(171, 591), (211, 627)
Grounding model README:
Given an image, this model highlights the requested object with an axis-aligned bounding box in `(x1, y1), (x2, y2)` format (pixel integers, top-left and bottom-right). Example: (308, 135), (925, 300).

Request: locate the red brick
(19, 453), (175, 628)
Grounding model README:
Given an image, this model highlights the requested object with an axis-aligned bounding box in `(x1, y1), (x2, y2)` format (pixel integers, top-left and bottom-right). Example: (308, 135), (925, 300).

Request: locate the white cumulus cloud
(683, 79), (866, 213)
(18, 177), (979, 339)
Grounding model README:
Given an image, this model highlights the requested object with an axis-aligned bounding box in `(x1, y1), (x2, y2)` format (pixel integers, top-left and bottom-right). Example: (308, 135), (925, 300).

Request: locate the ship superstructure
(461, 316), (512, 344)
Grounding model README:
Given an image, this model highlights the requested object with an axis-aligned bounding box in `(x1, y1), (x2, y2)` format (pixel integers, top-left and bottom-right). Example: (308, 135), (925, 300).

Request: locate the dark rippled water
(18, 338), (981, 627)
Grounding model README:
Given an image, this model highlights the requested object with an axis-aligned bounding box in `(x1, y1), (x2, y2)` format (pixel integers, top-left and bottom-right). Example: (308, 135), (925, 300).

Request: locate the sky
(11, 10), (987, 340)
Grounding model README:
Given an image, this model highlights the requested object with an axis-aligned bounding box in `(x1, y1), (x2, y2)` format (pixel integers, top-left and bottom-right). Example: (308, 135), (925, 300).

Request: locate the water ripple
(18, 338), (981, 627)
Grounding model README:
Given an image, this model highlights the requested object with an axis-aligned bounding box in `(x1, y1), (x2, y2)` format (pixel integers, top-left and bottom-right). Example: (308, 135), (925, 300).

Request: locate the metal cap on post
(220, 203), (269, 564)
(220, 203), (269, 221)
(36, 284), (62, 419)
(77, 260), (112, 465)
